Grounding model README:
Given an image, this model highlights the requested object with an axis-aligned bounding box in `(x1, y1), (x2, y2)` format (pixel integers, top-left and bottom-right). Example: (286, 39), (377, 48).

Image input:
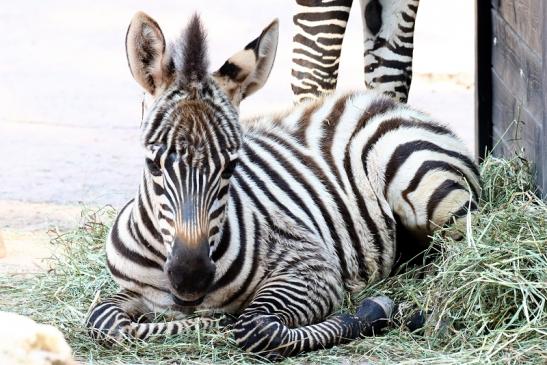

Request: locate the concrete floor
(0, 0), (475, 272)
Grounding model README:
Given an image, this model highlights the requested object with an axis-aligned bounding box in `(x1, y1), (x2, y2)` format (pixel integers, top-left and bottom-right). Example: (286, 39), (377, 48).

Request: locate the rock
(0, 312), (77, 365)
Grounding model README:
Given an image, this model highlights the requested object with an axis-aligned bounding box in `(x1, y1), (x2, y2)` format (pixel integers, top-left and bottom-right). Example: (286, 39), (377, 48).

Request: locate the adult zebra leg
(232, 277), (395, 360)
(86, 290), (220, 344)
(359, 0), (420, 102)
(291, 0), (353, 102)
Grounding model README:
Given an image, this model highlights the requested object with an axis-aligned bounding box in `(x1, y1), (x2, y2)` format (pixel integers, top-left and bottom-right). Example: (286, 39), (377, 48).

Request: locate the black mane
(179, 14), (209, 83)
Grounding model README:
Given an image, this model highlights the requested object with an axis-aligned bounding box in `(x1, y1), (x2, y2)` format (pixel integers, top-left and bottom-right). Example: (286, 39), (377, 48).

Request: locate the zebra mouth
(171, 293), (205, 307)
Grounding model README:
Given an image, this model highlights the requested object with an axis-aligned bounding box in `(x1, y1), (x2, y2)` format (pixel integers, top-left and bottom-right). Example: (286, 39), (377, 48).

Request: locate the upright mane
(173, 14), (209, 84)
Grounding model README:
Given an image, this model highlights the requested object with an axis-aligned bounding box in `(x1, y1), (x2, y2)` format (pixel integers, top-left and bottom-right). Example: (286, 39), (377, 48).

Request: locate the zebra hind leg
(86, 290), (221, 345)
(291, 0), (353, 103)
(359, 0), (420, 102)
(233, 277), (395, 360)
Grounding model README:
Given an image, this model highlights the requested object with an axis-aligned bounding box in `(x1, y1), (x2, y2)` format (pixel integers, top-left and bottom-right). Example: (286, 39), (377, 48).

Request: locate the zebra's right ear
(125, 12), (168, 95)
(212, 19), (279, 107)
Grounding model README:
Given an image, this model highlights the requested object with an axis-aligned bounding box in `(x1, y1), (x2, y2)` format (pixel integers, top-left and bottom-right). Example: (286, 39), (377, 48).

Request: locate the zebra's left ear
(212, 19), (279, 107)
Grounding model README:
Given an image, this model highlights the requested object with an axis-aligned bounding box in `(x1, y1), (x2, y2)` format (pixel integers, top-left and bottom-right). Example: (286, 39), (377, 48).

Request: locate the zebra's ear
(126, 12), (168, 95)
(212, 19), (279, 107)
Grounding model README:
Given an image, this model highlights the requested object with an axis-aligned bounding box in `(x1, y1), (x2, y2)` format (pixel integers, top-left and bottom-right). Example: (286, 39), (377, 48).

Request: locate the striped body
(292, 0), (420, 102)
(92, 92), (478, 356)
(87, 13), (478, 359)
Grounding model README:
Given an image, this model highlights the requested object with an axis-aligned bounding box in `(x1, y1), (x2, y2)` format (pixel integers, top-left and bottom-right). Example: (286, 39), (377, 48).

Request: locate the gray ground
(0, 0), (475, 272)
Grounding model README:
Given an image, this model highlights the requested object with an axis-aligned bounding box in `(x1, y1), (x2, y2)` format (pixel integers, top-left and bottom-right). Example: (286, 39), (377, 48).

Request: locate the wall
(487, 0), (547, 195)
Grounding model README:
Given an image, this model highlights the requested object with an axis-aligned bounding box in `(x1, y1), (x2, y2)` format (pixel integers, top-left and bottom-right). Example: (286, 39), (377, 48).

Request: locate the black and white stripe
(292, 0), (420, 103)
(87, 12), (478, 360)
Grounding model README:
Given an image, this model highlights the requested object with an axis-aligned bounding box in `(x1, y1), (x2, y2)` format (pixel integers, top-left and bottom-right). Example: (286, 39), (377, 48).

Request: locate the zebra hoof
(356, 296), (395, 336)
(219, 314), (237, 329)
(405, 310), (427, 332)
(392, 302), (428, 333)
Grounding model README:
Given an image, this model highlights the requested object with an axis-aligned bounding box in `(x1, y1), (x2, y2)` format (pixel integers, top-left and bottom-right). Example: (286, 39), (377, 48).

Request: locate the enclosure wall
(479, 0), (547, 195)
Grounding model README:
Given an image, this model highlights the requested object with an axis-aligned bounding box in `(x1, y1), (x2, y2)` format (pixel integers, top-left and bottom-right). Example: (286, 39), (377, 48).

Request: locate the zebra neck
(126, 172), (167, 259)
(209, 191), (238, 263)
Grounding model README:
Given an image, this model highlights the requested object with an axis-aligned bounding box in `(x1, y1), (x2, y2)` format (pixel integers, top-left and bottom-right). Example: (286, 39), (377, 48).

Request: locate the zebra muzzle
(171, 293), (206, 307)
(166, 236), (216, 303)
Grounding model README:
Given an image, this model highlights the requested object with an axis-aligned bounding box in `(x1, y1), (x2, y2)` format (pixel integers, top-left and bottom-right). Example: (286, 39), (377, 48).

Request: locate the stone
(0, 312), (77, 365)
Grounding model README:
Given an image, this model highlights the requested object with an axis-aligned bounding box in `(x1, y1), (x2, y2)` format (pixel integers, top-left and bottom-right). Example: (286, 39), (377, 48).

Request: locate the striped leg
(291, 0), (353, 102)
(232, 276), (394, 360)
(86, 290), (220, 344)
(359, 0), (420, 102)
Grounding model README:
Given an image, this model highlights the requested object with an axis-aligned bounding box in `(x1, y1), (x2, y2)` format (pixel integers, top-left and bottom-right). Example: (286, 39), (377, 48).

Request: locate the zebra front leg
(359, 0), (420, 102)
(86, 290), (221, 344)
(232, 277), (395, 360)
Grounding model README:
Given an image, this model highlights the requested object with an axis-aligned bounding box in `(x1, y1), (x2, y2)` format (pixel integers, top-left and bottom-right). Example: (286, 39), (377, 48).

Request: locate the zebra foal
(86, 12), (479, 360)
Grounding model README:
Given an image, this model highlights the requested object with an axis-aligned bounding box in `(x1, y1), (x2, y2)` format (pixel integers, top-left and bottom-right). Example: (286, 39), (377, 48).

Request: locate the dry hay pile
(1, 155), (545, 364)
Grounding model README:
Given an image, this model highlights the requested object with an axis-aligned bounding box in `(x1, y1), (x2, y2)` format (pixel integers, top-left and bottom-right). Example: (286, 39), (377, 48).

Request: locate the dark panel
(491, 0), (542, 54)
(491, 11), (543, 122)
(476, 0), (493, 158)
(542, 0), (547, 196)
(480, 0), (545, 195)
(492, 72), (544, 192)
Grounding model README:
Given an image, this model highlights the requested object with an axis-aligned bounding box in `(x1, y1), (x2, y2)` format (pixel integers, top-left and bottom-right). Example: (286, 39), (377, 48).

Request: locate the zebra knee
(233, 311), (364, 360)
(233, 314), (288, 360)
(86, 301), (134, 344)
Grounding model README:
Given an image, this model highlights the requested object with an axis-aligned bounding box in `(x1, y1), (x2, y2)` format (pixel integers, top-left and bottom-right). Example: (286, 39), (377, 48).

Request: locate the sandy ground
(0, 201), (82, 273)
(0, 0), (475, 273)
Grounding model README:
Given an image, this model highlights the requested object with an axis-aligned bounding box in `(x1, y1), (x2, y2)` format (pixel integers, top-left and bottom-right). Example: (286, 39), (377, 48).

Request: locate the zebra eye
(146, 158), (162, 176)
(221, 159), (238, 180)
(168, 152), (178, 163)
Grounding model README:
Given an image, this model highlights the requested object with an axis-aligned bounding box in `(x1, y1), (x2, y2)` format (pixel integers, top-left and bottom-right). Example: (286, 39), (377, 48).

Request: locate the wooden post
(476, 0), (493, 160)
(542, 0), (547, 196)
(486, 0), (545, 197)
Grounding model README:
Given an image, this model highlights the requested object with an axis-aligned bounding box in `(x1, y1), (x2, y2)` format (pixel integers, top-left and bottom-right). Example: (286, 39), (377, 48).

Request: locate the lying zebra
(87, 12), (479, 360)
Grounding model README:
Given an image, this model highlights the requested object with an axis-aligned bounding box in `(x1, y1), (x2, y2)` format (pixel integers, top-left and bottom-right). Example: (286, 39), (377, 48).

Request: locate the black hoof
(219, 314), (237, 328)
(392, 302), (429, 333)
(405, 310), (427, 332)
(356, 296), (395, 336)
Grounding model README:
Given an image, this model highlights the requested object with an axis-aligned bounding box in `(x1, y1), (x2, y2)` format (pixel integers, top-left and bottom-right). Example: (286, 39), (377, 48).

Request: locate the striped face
(142, 92), (240, 304)
(125, 12), (279, 304)
(144, 142), (239, 246)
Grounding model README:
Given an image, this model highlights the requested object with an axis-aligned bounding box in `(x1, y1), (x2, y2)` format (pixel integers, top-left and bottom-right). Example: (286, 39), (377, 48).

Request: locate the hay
(1, 155), (546, 364)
